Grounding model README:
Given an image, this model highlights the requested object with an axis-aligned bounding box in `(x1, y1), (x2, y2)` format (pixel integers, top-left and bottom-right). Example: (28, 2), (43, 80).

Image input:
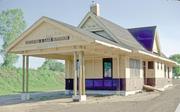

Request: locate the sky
(0, 0), (180, 68)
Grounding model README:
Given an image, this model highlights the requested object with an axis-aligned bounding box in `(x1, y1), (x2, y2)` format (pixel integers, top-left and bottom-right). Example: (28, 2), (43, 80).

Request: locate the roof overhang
(138, 50), (178, 66)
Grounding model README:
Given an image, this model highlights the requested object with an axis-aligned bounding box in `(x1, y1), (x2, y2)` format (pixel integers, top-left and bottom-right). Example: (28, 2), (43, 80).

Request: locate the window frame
(148, 61), (154, 69)
(103, 58), (113, 79)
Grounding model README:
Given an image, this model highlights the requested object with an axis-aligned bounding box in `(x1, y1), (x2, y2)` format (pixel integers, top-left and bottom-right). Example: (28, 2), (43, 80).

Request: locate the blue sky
(0, 0), (180, 68)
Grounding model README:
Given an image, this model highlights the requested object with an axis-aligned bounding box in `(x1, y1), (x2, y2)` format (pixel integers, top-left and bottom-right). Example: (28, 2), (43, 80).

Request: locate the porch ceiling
(28, 42), (130, 60)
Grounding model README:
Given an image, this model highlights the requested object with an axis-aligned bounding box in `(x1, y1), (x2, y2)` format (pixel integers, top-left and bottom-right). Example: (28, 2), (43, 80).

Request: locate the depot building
(7, 3), (178, 101)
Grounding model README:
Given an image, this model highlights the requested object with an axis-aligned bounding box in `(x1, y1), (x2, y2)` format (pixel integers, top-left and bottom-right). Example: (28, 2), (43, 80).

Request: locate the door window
(103, 58), (112, 78)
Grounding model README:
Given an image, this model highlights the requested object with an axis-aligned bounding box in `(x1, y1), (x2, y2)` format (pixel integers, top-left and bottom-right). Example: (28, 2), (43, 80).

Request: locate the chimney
(90, 2), (100, 16)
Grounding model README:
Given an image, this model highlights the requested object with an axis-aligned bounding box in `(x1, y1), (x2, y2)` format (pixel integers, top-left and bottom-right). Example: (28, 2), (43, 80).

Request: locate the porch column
(22, 55), (25, 93)
(26, 56), (29, 93)
(78, 51), (86, 101)
(79, 52), (83, 96)
(117, 56), (120, 91)
(72, 52), (78, 101)
(82, 52), (86, 95)
(21, 55), (30, 101)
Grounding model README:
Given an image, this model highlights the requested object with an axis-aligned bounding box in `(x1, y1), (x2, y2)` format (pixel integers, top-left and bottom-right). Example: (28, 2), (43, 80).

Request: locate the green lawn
(0, 67), (65, 96)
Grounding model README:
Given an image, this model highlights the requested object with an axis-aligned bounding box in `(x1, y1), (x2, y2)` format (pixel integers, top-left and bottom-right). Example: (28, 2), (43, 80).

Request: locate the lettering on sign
(25, 35), (70, 45)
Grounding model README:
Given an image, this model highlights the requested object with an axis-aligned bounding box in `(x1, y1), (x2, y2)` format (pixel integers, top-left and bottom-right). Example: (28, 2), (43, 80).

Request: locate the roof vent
(90, 1), (100, 16)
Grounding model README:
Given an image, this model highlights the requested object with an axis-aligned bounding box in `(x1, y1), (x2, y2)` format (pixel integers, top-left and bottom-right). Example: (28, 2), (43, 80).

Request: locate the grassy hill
(0, 67), (65, 96)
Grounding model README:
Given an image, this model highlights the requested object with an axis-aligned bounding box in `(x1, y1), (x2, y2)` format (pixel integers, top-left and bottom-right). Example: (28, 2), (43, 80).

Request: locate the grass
(0, 67), (65, 96)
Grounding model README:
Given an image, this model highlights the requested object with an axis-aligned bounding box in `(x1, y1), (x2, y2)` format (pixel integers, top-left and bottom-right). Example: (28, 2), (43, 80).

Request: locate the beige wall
(120, 56), (129, 78)
(126, 78), (143, 91)
(65, 59), (73, 79)
(125, 57), (144, 91)
(11, 22), (90, 52)
(151, 60), (173, 88)
(154, 61), (173, 79)
(155, 61), (164, 78)
(65, 55), (173, 91)
(155, 78), (172, 88)
(113, 58), (118, 78)
(65, 56), (125, 79)
(85, 57), (103, 79)
(65, 57), (118, 79)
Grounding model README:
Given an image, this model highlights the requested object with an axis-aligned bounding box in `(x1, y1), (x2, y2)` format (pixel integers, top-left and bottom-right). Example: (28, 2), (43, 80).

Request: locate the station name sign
(25, 35), (70, 45)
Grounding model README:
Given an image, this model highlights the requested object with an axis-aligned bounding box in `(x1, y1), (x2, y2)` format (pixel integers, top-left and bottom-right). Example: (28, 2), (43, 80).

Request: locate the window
(103, 58), (112, 78)
(161, 62), (163, 70)
(148, 61), (154, 69)
(92, 30), (116, 42)
(157, 62), (159, 70)
(129, 59), (140, 77)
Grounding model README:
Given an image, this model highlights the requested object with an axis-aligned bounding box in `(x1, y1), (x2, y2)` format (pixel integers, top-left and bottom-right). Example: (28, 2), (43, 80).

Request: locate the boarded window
(129, 59), (140, 77)
(148, 61), (154, 69)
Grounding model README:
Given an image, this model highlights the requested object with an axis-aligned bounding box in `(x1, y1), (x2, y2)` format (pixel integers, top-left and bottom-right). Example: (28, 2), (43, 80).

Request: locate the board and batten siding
(154, 61), (173, 88)
(126, 58), (144, 91)
(85, 57), (103, 78)
(65, 56), (125, 79)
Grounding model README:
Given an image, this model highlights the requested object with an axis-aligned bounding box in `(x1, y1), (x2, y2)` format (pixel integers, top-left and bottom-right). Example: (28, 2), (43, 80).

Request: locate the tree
(0, 9), (26, 67)
(169, 54), (180, 76)
(39, 59), (65, 72)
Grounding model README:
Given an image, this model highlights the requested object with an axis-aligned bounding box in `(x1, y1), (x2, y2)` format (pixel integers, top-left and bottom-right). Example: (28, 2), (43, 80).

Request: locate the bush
(39, 59), (65, 72)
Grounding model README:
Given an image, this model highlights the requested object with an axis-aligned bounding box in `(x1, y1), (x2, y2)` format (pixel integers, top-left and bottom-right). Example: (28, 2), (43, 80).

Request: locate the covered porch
(11, 43), (130, 101)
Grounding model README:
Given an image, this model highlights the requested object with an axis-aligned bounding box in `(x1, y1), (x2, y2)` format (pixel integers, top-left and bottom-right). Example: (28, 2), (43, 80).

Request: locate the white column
(82, 52), (86, 95)
(22, 55), (25, 93)
(117, 56), (120, 91)
(78, 51), (86, 101)
(21, 55), (30, 101)
(26, 56), (29, 93)
(72, 52), (79, 101)
(79, 52), (83, 96)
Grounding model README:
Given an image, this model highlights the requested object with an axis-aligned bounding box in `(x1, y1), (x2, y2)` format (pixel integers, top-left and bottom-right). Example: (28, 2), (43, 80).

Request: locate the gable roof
(79, 12), (145, 51)
(78, 12), (121, 43)
(7, 16), (132, 53)
(6, 16), (91, 52)
(97, 16), (146, 51)
(128, 26), (156, 51)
